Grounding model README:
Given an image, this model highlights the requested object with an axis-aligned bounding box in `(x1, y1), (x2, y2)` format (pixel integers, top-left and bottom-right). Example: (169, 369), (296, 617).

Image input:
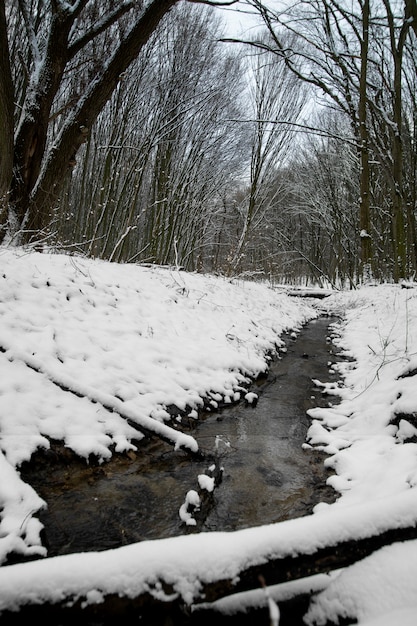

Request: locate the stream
(20, 315), (340, 559)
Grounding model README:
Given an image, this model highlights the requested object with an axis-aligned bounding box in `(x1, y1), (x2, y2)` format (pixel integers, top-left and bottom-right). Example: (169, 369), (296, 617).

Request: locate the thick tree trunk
(0, 0), (14, 232)
(28, 0), (179, 239)
(8, 5), (77, 240)
(382, 0), (411, 280)
(3, 0), (179, 243)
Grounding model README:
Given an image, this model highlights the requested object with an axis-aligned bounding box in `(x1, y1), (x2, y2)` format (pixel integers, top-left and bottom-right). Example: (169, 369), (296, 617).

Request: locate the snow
(0, 248), (416, 624)
(198, 473), (215, 492)
(304, 541), (417, 626)
(0, 248), (314, 564)
(1, 489), (417, 615)
(306, 285), (417, 510)
(179, 490), (201, 526)
(302, 284), (417, 624)
(244, 390), (258, 404)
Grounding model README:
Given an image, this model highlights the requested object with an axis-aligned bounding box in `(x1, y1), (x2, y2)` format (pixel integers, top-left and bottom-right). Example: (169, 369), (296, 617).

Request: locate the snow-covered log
(0, 489), (416, 622)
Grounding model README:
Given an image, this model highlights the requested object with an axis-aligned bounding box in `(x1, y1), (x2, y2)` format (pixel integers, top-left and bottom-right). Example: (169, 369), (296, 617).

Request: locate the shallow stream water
(21, 315), (340, 558)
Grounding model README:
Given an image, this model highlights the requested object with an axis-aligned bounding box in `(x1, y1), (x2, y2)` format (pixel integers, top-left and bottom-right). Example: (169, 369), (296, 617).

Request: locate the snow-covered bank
(307, 283), (417, 512)
(0, 248), (316, 565)
(0, 248), (417, 625)
(303, 283), (417, 624)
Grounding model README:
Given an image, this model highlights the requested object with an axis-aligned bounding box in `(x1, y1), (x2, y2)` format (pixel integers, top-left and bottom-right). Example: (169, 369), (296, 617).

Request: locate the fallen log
(2, 527), (417, 625)
(286, 289), (333, 299)
(0, 490), (416, 624)
(196, 522), (417, 604)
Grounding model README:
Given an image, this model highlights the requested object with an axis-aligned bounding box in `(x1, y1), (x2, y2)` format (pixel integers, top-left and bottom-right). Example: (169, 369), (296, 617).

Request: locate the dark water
(21, 316), (340, 558)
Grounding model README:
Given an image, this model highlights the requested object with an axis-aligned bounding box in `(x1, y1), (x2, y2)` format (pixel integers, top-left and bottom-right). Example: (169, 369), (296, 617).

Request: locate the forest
(1, 0), (416, 286)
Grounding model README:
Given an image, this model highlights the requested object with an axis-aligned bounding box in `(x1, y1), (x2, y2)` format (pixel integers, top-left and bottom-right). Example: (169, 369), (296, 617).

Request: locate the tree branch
(187, 0), (239, 5)
(68, 2), (135, 58)
(17, 0), (41, 64)
(224, 118), (359, 147)
(30, 0), (180, 224)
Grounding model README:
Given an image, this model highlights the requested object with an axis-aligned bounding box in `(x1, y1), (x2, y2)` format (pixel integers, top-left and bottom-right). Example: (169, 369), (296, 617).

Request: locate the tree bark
(405, 0), (417, 39)
(0, 0), (14, 230)
(382, 0), (412, 280)
(359, 0), (372, 281)
(28, 0), (179, 237)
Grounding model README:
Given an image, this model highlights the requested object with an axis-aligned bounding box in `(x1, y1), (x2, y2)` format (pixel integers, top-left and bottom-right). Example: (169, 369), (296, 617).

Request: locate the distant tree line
(246, 0), (417, 284)
(1, 0), (416, 286)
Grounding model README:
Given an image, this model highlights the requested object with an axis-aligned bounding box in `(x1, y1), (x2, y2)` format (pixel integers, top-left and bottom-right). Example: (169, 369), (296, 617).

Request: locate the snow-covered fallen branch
(0, 341), (200, 456)
(0, 488), (416, 617)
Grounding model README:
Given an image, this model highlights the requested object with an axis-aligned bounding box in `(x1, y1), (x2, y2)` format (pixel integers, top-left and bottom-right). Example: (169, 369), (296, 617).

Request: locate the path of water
(21, 316), (340, 558)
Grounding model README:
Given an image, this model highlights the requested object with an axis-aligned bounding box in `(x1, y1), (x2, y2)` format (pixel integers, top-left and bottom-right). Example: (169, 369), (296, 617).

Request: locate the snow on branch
(0, 342), (200, 457)
(1, 489), (417, 614)
(68, 1), (135, 58)
(18, 0), (41, 65)
(54, 0), (87, 17)
(187, 0), (239, 5)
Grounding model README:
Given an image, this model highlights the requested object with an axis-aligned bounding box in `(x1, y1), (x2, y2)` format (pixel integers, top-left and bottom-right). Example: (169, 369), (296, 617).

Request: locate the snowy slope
(0, 248), (416, 625)
(303, 284), (417, 624)
(0, 248), (316, 564)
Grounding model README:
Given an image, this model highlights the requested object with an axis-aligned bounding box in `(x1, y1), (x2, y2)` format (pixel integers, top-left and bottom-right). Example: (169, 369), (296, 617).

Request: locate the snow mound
(305, 540), (417, 625)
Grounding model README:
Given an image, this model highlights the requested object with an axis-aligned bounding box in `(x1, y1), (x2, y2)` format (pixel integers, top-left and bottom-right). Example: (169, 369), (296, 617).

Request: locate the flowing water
(21, 315), (340, 558)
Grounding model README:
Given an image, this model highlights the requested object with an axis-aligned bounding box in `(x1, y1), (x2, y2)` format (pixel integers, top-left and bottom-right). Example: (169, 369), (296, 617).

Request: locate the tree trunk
(2, 521), (416, 623)
(0, 0), (14, 232)
(9, 5), (78, 240)
(382, 0), (411, 280)
(405, 0), (417, 39)
(390, 43), (406, 280)
(28, 0), (179, 239)
(359, 0), (372, 281)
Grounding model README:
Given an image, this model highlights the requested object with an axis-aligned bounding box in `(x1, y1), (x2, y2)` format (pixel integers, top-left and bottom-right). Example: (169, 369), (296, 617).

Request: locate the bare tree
(358, 0), (372, 279)
(284, 111), (360, 286)
(2, 0), (236, 245)
(56, 3), (246, 266)
(226, 39), (308, 275)
(248, 0), (417, 281)
(380, 0), (411, 279)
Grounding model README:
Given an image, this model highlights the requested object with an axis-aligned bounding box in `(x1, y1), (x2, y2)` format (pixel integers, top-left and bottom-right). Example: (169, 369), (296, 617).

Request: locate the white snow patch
(198, 474), (215, 492)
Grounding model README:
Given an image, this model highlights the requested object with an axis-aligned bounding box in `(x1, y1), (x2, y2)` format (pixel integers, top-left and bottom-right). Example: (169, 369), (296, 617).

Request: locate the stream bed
(20, 315), (341, 559)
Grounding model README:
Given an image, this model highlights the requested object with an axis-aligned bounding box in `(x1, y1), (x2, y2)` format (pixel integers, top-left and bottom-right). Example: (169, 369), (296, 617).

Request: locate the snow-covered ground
(0, 248), (416, 624)
(303, 284), (417, 625)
